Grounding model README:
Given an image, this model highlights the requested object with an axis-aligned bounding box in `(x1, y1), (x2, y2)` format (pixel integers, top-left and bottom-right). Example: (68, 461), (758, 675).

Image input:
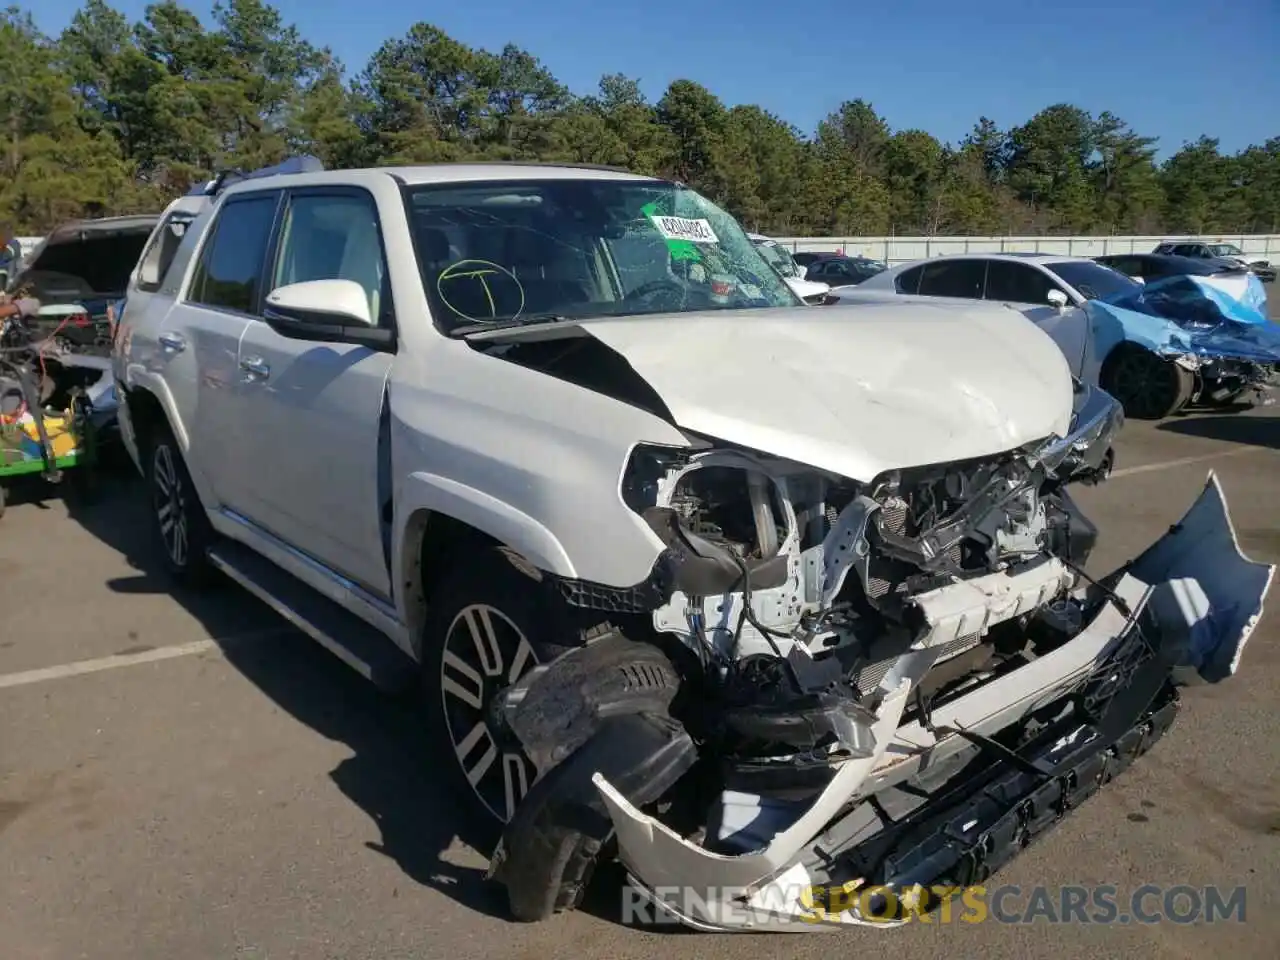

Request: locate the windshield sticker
(650, 215), (719, 245)
(437, 259), (525, 322)
(639, 201), (701, 263)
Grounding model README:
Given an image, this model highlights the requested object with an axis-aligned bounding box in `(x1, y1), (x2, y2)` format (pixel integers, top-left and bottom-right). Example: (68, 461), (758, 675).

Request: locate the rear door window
(917, 259), (987, 299)
(984, 260), (1059, 305)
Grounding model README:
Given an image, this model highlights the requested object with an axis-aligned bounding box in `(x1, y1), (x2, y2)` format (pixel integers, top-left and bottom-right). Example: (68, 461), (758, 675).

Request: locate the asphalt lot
(3, 340), (1280, 956)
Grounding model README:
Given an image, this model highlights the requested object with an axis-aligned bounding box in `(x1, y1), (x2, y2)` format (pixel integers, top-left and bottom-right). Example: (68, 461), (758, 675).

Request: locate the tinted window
(917, 259), (986, 299)
(984, 260), (1059, 304)
(273, 192), (389, 324)
(895, 265), (923, 294)
(188, 194), (279, 313)
(1171, 244), (1200, 257)
(1045, 261), (1141, 302)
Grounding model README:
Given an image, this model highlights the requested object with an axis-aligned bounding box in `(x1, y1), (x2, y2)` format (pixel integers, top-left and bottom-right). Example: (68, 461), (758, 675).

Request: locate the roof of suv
(219, 161), (662, 197)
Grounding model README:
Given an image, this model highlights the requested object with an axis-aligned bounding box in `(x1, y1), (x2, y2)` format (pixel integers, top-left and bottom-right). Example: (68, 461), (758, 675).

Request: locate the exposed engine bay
(485, 381), (1175, 927)
(628, 396), (1113, 791)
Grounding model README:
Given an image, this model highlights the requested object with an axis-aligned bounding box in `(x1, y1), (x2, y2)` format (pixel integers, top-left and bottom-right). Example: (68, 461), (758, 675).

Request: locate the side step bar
(207, 541), (417, 694)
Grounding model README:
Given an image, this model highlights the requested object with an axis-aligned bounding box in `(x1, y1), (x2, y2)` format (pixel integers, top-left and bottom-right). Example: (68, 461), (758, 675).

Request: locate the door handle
(158, 332), (186, 353)
(240, 355), (270, 379)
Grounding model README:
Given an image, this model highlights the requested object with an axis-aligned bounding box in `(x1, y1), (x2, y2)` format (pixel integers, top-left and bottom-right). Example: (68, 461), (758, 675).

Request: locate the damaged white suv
(112, 161), (1273, 931)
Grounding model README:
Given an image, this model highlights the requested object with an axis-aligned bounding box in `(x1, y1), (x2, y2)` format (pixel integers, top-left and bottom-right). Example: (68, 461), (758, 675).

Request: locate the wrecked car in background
(110, 160), (1272, 933)
(847, 253), (1279, 419)
(7, 215), (158, 355)
(2, 217), (160, 442)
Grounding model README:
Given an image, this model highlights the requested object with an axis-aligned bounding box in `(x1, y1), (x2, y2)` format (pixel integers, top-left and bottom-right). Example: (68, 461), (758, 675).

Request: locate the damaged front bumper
(591, 473), (1273, 931)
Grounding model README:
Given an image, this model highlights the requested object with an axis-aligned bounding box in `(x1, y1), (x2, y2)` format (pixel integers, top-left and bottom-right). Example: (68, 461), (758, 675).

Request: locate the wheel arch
(1098, 339), (1196, 419)
(395, 472), (579, 659)
(121, 380), (220, 510)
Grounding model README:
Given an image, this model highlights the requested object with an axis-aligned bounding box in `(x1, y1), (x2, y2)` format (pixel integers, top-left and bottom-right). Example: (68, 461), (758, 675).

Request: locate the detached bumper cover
(596, 472), (1273, 931)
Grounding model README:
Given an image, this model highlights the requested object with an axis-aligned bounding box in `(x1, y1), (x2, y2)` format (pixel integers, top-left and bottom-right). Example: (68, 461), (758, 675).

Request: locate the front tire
(1100, 345), (1194, 419)
(146, 424), (217, 585)
(420, 547), (594, 842)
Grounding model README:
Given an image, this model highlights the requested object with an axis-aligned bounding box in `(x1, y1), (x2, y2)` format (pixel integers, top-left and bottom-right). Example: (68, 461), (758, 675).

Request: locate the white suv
(112, 161), (1269, 931)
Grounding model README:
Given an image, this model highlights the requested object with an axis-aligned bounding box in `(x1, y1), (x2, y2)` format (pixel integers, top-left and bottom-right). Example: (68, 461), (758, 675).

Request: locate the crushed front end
(486, 384), (1273, 931)
(1090, 276), (1280, 409)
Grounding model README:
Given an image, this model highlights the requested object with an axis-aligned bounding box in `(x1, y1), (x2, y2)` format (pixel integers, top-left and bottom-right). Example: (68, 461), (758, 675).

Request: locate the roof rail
(186, 155), (326, 197)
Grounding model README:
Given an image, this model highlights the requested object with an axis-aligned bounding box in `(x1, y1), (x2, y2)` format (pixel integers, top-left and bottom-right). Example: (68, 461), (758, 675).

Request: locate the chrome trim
(218, 507), (398, 618)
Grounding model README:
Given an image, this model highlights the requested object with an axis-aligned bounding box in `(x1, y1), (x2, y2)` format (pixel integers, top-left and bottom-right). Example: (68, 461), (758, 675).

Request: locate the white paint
(0, 629), (289, 690)
(573, 300), (1074, 482)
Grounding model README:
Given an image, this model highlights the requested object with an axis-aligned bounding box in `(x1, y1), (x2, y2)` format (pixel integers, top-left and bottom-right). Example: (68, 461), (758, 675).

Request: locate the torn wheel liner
(489, 711), (697, 922)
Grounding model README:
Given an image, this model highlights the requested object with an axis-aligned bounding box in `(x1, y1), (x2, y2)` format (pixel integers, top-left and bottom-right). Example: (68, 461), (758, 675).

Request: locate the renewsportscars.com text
(622, 883), (1248, 927)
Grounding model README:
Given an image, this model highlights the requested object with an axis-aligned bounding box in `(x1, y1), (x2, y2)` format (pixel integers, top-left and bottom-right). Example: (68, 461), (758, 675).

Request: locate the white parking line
(0, 629), (290, 690)
(1109, 445), (1269, 479)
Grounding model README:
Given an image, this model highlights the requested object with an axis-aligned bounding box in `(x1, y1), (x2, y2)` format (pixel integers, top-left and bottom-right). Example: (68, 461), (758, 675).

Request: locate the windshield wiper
(448, 315), (578, 338)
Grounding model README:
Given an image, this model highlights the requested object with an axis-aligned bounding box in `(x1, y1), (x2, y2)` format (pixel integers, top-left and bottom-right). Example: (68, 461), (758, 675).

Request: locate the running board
(207, 541), (417, 694)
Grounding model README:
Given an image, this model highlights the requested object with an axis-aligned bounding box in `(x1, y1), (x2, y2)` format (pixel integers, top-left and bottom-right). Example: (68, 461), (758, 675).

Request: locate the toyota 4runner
(112, 160), (1273, 931)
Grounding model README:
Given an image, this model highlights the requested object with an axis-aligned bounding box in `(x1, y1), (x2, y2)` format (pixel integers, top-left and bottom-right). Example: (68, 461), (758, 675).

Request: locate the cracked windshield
(406, 179), (799, 331)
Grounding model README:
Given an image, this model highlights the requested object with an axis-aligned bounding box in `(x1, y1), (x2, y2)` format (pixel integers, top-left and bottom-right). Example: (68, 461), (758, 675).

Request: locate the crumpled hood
(1102, 272), (1269, 325)
(570, 302), (1074, 481)
(1091, 272), (1280, 366)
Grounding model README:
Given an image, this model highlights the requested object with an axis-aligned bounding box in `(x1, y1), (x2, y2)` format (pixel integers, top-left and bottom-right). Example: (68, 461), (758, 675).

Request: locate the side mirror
(1046, 289), (1069, 310)
(263, 279), (394, 351)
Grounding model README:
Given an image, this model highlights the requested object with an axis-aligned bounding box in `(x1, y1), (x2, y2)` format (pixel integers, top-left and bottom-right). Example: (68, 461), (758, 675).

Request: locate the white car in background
(843, 252), (1106, 378)
(747, 233), (831, 303)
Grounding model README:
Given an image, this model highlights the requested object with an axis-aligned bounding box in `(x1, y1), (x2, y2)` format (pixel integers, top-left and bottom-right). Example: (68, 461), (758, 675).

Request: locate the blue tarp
(1087, 272), (1280, 366)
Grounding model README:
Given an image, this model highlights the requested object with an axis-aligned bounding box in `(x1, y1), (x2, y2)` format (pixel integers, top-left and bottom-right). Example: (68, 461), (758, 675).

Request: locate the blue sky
(34, 0), (1280, 157)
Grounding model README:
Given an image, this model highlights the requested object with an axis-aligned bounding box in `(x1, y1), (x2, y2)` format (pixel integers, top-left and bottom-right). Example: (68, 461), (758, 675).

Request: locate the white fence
(772, 234), (1280, 266)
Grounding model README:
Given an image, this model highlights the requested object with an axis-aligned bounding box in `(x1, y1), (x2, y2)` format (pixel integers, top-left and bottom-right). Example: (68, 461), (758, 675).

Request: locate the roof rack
(419, 159), (641, 174)
(186, 155), (325, 197)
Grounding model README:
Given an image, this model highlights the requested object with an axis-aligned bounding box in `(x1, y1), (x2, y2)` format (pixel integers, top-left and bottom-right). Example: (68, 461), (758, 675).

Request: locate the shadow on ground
(1157, 414), (1280, 450)
(61, 469), (522, 924)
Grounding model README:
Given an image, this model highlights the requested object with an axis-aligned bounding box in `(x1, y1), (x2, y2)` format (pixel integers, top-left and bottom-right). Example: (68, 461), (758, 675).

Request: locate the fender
(395, 469), (579, 582)
(119, 370), (219, 512)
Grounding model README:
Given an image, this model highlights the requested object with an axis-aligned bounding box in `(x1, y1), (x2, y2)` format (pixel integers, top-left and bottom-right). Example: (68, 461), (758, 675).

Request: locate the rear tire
(1100, 345), (1194, 419)
(145, 423), (218, 585)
